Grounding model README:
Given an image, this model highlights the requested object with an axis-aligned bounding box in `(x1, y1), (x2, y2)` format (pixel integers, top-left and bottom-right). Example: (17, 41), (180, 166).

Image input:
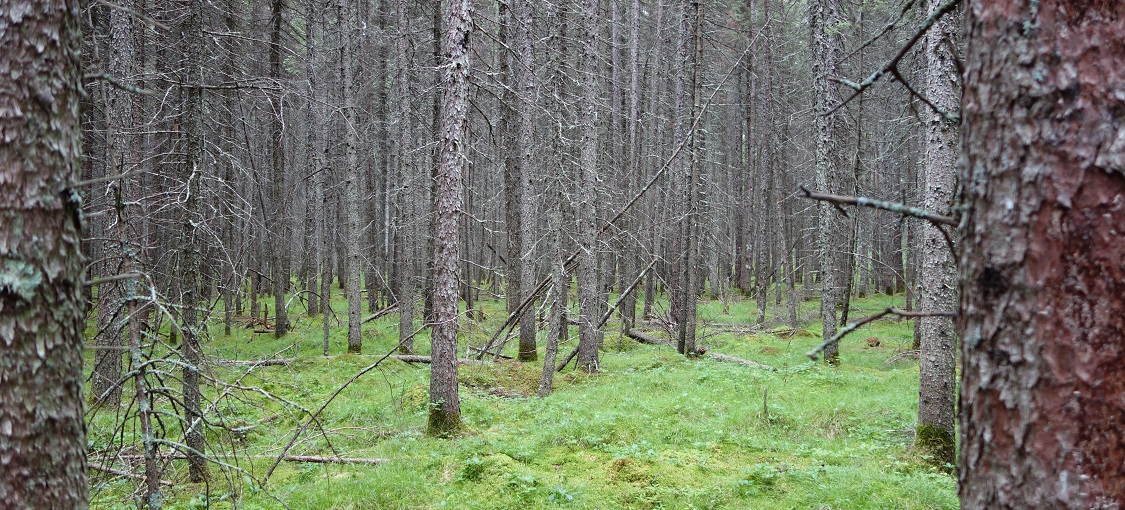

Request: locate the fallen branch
(274, 455), (388, 466)
(362, 303), (399, 324)
(885, 350), (921, 364)
(708, 352), (776, 371)
(390, 354), (487, 365)
(806, 308), (957, 361)
(89, 463), (174, 487)
(210, 357), (294, 367)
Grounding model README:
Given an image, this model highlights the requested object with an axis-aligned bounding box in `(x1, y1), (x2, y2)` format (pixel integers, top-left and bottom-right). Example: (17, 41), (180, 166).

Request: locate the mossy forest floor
(86, 290), (956, 509)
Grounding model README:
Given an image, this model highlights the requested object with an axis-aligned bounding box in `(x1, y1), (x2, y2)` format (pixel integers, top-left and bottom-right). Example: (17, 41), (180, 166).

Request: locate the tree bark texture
(809, 0), (845, 363)
(344, 2), (363, 354)
(91, 0), (139, 406)
(0, 1), (87, 506)
(959, 1), (1125, 507)
(916, 0), (960, 465)
(429, 0), (471, 436)
(575, 0), (601, 373)
(178, 0), (208, 482)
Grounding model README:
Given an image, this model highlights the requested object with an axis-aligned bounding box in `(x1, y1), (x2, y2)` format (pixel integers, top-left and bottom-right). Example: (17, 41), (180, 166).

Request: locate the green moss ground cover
(87, 290), (955, 509)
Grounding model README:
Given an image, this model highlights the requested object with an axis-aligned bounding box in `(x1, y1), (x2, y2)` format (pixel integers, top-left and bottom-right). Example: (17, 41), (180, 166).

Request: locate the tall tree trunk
(395, 0), (417, 354)
(91, 0), (139, 406)
(575, 0), (601, 373)
(809, 0), (845, 363)
(958, 1), (1125, 506)
(675, 0), (704, 357)
(916, 0), (959, 466)
(428, 0), (471, 437)
(344, 2), (364, 354)
(0, 1), (87, 505)
(179, 0), (207, 482)
(269, 0), (289, 338)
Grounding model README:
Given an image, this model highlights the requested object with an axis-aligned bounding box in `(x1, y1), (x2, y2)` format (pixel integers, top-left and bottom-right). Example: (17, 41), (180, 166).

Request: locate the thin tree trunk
(809, 0), (845, 363)
(344, 1), (364, 354)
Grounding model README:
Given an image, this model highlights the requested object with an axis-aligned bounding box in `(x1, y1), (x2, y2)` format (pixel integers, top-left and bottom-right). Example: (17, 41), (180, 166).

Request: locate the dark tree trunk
(958, 1), (1125, 506)
(0, 1), (87, 506)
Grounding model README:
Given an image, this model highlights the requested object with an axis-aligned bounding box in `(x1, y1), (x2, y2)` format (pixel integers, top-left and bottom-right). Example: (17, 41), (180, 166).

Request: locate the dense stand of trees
(74, 0), (941, 487)
(4, 0), (1123, 507)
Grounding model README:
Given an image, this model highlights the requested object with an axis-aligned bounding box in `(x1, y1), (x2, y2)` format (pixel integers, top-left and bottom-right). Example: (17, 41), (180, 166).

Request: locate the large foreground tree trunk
(0, 0), (88, 506)
(428, 0), (472, 437)
(958, 1), (1125, 507)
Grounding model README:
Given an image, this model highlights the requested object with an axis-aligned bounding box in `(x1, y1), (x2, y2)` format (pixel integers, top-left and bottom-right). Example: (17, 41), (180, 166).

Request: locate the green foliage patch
(87, 287), (955, 509)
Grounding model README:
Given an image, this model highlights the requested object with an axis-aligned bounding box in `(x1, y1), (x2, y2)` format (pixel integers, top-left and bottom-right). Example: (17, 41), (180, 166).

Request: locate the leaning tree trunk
(958, 1), (1125, 507)
(428, 0), (471, 437)
(915, 0), (959, 466)
(0, 1), (87, 506)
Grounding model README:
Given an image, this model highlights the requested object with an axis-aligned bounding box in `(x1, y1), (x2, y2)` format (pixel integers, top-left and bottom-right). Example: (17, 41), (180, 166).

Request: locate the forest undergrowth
(86, 290), (957, 509)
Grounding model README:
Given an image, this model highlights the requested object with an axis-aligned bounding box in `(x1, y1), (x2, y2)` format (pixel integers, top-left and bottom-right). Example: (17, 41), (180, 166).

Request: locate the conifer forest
(1, 0), (1123, 508)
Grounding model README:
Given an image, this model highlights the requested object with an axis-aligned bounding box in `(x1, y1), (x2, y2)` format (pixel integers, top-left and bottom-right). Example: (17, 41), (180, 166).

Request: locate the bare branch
(824, 0), (962, 117)
(800, 186), (956, 226)
(806, 308), (957, 361)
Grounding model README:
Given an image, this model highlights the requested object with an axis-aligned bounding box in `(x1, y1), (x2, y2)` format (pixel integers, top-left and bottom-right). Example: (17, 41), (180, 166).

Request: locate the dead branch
(708, 352), (776, 371)
(209, 357), (293, 367)
(626, 329), (671, 346)
(801, 187), (956, 226)
(272, 455), (388, 466)
(389, 355), (487, 365)
(89, 463), (175, 487)
(806, 308), (957, 361)
(825, 0), (962, 120)
(362, 303), (399, 324)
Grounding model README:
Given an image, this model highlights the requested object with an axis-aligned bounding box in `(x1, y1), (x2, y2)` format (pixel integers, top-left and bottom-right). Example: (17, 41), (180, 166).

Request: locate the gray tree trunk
(428, 0), (471, 436)
(0, 1), (87, 506)
(575, 0), (601, 373)
(395, 0), (417, 354)
(809, 0), (845, 363)
(915, 0), (959, 466)
(268, 0), (289, 338)
(91, 0), (139, 406)
(344, 1), (364, 354)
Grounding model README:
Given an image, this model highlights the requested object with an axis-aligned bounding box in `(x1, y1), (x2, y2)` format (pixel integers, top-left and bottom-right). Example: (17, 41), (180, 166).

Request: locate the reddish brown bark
(959, 1), (1125, 507)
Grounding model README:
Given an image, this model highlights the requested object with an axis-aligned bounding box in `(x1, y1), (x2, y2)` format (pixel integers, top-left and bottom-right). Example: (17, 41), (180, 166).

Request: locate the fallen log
(390, 355), (487, 365)
(708, 352), (776, 371)
(626, 329), (671, 346)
